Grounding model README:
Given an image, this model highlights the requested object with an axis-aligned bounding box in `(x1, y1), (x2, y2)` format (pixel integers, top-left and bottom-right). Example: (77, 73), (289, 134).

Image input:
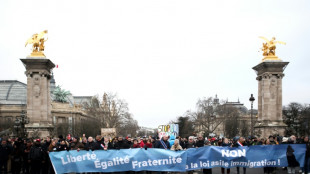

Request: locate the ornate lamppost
(249, 94), (255, 136)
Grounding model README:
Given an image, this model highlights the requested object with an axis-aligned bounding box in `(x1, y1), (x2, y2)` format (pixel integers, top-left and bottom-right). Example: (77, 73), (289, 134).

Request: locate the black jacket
(114, 140), (130, 149)
(154, 139), (171, 149)
(85, 141), (98, 151)
(0, 143), (12, 161)
(195, 140), (204, 147)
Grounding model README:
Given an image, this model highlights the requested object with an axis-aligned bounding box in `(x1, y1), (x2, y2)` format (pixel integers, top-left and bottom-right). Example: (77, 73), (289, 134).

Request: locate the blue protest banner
(186, 144), (306, 169)
(49, 144), (306, 173)
(49, 148), (186, 174)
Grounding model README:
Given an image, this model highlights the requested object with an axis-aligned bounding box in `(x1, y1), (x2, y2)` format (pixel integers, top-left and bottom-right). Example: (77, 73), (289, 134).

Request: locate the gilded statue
(25, 30), (48, 57)
(259, 36), (286, 57)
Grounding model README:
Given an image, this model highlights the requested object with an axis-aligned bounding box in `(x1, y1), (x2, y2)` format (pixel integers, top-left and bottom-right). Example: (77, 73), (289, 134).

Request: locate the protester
(195, 135), (212, 174)
(0, 139), (12, 174)
(56, 139), (69, 151)
(234, 137), (246, 174)
(195, 135), (205, 148)
(85, 136), (98, 151)
(42, 136), (51, 174)
(170, 139), (183, 151)
(28, 139), (45, 174)
(154, 135), (170, 149)
(48, 140), (57, 174)
(22, 140), (32, 174)
(102, 137), (114, 150)
(301, 136), (310, 174)
(144, 139), (153, 149)
(138, 137), (145, 148)
(131, 139), (141, 148)
(114, 136), (130, 149)
(11, 139), (23, 174)
(184, 137), (195, 149)
(287, 144), (299, 174)
(95, 135), (104, 150)
(263, 135), (277, 174)
(70, 136), (84, 151)
(126, 136), (133, 148)
(221, 138), (232, 174)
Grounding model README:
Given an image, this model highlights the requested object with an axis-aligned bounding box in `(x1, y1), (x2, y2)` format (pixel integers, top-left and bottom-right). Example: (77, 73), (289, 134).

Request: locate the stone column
(253, 61), (288, 137)
(20, 57), (55, 138)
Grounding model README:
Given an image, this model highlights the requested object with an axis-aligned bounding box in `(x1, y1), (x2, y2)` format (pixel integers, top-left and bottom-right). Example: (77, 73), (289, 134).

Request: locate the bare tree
(283, 102), (310, 137)
(83, 93), (139, 136)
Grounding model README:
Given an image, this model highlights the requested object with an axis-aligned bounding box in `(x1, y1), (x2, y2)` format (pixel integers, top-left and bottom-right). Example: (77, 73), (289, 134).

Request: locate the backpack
(31, 146), (44, 161)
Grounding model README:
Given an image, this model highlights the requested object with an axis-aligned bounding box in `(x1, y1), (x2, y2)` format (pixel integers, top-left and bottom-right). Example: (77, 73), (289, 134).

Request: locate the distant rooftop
(0, 80), (92, 106)
(0, 80), (27, 105)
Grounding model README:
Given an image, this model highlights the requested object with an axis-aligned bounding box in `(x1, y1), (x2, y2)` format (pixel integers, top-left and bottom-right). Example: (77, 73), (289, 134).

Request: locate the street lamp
(249, 94), (255, 136)
(14, 117), (21, 137)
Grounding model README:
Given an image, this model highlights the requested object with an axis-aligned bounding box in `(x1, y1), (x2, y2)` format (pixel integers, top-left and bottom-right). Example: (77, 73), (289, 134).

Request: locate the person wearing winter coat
(233, 137), (247, 174)
(287, 144), (300, 174)
(154, 135), (171, 149)
(102, 137), (114, 150)
(131, 139), (141, 148)
(170, 139), (183, 151)
(56, 139), (69, 151)
(85, 137), (100, 151)
(301, 136), (310, 174)
(221, 138), (232, 174)
(184, 137), (196, 149)
(195, 136), (205, 148)
(144, 139), (153, 149)
(0, 139), (12, 174)
(48, 140), (57, 174)
(70, 137), (84, 151)
(114, 136), (130, 149)
(28, 139), (46, 174)
(11, 140), (23, 174)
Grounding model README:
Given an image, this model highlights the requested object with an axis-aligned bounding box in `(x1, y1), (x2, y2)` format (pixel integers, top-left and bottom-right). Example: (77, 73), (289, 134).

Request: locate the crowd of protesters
(0, 134), (309, 174)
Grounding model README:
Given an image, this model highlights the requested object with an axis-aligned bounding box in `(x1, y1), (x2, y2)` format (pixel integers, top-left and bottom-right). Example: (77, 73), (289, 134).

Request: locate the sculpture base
(254, 120), (287, 138)
(25, 123), (54, 138)
(27, 51), (46, 58)
(262, 56), (282, 62)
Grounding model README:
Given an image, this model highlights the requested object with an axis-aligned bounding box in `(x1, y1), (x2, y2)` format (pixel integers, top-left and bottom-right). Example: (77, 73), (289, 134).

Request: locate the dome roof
(0, 80), (27, 105)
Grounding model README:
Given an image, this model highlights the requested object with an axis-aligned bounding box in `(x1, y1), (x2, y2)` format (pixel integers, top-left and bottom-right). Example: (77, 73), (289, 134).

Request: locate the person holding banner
(301, 136), (310, 174)
(114, 136), (130, 149)
(170, 139), (183, 151)
(221, 138), (232, 174)
(234, 137), (247, 174)
(154, 135), (170, 149)
(196, 135), (212, 174)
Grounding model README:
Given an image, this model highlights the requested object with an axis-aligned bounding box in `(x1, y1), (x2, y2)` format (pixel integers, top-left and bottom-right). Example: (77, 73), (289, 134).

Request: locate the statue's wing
(274, 41), (286, 45)
(259, 36), (270, 45)
(37, 30), (48, 40)
(25, 38), (34, 47)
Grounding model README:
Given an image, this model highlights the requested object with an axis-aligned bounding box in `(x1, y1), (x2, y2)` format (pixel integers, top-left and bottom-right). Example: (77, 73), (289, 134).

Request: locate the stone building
(0, 78), (93, 137)
(198, 95), (258, 138)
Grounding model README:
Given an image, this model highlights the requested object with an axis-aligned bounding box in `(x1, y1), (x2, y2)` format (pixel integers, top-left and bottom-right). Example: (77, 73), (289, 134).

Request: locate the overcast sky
(1, 0), (310, 128)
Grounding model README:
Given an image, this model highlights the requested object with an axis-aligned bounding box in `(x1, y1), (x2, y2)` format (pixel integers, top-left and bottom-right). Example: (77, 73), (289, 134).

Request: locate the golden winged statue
(259, 36), (286, 58)
(25, 30), (48, 57)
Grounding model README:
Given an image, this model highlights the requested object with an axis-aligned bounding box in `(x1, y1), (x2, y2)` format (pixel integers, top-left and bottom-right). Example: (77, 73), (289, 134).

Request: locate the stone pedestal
(20, 57), (55, 138)
(252, 60), (289, 138)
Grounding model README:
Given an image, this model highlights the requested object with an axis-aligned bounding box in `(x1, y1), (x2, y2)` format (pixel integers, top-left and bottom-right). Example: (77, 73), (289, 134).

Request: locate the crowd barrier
(49, 144), (306, 174)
